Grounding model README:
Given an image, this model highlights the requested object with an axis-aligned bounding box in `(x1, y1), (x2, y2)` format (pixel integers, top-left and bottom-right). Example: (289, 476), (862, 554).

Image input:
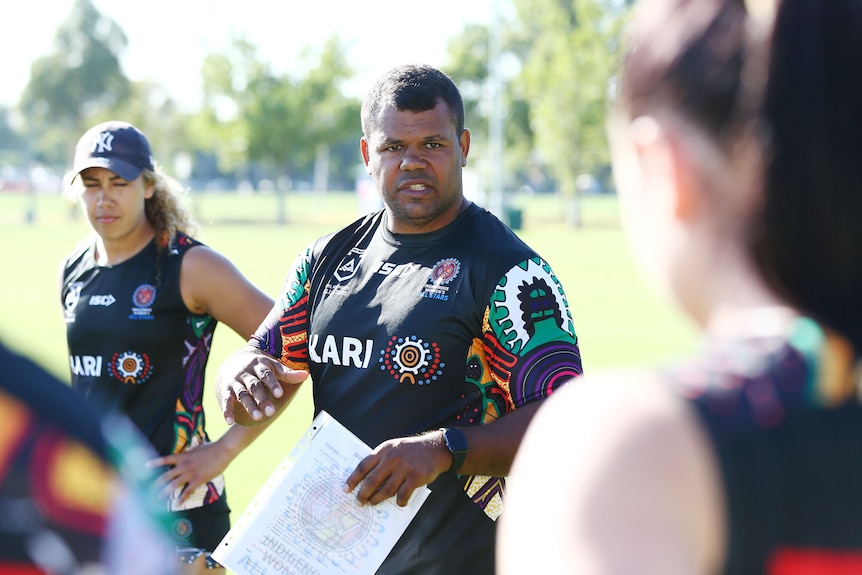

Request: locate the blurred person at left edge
(0, 341), (177, 574)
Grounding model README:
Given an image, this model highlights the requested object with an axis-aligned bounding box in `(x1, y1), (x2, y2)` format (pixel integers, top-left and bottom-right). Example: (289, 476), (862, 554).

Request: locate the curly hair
(141, 163), (198, 251)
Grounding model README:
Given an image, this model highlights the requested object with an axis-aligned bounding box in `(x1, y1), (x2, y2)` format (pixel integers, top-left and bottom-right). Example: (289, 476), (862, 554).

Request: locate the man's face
(361, 99), (471, 234)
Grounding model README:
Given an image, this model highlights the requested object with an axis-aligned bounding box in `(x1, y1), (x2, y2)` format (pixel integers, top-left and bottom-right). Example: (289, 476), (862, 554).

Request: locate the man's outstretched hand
(215, 347), (308, 425)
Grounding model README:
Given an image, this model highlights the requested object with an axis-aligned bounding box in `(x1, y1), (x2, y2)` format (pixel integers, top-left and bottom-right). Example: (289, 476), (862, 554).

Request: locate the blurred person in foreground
(60, 121), (275, 573)
(215, 64), (584, 574)
(499, 0), (862, 573)
(0, 341), (176, 574)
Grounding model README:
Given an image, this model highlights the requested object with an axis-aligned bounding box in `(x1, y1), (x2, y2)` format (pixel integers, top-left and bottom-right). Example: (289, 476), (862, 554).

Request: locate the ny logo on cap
(92, 131), (114, 153)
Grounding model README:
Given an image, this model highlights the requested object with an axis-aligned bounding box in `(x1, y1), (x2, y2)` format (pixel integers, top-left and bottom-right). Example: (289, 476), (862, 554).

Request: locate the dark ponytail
(751, 0), (862, 351)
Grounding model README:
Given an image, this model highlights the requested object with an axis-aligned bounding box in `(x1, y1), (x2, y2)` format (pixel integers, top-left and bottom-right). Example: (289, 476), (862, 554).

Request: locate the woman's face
(608, 110), (717, 321)
(608, 112), (677, 300)
(78, 167), (154, 244)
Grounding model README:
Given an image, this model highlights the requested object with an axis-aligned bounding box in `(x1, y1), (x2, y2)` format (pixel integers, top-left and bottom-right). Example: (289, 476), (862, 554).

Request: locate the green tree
(193, 36), (360, 189)
(0, 107), (26, 165)
(244, 68), (302, 177)
(444, 23), (536, 198)
(192, 38), (263, 176)
(513, 0), (630, 226)
(192, 36), (362, 220)
(21, 0), (131, 164)
(292, 37), (361, 192)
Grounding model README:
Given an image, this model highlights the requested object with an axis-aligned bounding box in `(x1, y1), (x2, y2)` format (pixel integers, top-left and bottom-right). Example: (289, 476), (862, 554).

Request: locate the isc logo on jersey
(64, 289), (117, 323)
(89, 294), (116, 306)
(375, 261), (423, 278)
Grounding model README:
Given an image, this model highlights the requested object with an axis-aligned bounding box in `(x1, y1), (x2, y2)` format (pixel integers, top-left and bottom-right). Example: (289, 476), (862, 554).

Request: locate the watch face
(444, 428), (469, 453)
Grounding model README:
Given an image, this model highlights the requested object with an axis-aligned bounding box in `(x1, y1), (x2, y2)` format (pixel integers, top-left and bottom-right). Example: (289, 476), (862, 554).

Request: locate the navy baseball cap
(72, 121), (155, 182)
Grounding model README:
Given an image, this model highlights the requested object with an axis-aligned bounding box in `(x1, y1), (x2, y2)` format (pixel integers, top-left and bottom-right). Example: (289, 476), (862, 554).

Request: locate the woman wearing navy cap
(59, 121), (296, 574)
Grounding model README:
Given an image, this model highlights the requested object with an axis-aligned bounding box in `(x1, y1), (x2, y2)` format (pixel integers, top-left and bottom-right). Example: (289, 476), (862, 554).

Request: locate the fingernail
(273, 387), (283, 398)
(225, 416), (235, 425)
(265, 405), (275, 416)
(252, 410), (262, 420)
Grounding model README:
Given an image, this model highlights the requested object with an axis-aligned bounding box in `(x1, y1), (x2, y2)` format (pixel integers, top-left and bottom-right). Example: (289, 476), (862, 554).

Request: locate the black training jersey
(251, 204), (583, 574)
(672, 317), (862, 574)
(62, 232), (227, 515)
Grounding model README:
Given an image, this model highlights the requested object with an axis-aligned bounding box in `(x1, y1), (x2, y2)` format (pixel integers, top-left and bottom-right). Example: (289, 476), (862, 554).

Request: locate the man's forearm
(455, 400), (545, 477)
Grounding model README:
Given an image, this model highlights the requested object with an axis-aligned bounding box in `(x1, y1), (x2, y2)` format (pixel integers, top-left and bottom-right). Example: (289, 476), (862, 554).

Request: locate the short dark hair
(360, 64), (466, 138)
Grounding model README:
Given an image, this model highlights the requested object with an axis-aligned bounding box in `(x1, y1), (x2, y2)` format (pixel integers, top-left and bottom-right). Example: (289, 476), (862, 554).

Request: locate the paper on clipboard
(213, 411), (430, 575)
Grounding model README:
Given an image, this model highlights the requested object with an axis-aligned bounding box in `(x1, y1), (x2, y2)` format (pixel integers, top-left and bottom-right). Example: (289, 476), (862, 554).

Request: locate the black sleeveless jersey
(672, 318), (862, 574)
(251, 204), (583, 574)
(61, 232), (227, 514)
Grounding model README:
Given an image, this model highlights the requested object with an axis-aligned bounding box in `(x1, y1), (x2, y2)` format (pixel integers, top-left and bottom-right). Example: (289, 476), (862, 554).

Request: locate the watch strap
(440, 427), (468, 474)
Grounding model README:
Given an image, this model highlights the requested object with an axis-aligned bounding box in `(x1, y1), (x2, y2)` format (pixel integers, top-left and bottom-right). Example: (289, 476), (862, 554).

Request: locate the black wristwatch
(440, 427), (469, 474)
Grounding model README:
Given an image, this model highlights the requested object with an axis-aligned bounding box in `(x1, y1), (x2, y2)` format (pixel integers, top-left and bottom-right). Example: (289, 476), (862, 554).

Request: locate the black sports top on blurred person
(673, 317), (862, 574)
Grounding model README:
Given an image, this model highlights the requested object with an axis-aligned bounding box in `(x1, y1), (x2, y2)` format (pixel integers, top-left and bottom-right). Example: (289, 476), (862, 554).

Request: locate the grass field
(0, 189), (699, 530)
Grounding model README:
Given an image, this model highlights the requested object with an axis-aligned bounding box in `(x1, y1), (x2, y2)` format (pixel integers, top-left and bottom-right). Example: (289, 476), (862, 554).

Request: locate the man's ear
(459, 128), (471, 166)
(360, 137), (371, 174)
(629, 116), (700, 222)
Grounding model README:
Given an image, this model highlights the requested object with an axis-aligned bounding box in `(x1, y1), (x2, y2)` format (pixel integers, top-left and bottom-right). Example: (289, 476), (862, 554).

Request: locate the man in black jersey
(215, 64), (583, 574)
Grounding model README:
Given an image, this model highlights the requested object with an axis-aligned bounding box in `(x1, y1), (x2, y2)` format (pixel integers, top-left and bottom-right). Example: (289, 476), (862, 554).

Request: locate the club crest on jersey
(379, 335), (444, 385)
(334, 247), (365, 282)
(64, 282), (84, 323)
(130, 283), (156, 320)
(109, 351), (153, 385)
(420, 258), (461, 301)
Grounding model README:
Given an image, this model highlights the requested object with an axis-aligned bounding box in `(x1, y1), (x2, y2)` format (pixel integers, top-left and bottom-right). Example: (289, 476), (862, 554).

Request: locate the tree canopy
(5, 0), (633, 227)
